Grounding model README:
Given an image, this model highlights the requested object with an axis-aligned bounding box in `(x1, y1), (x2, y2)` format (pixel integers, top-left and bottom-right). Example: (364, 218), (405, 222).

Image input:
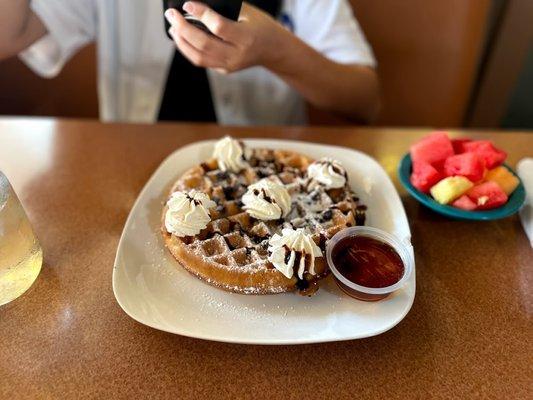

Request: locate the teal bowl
(398, 154), (526, 221)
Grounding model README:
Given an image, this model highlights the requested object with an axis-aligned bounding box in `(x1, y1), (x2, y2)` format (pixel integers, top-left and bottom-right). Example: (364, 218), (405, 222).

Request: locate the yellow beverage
(0, 173), (43, 306)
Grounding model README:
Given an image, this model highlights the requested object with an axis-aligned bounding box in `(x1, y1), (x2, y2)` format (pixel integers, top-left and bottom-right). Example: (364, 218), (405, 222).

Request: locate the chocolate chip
(321, 209), (333, 221)
(310, 190), (321, 201)
(216, 171), (229, 180)
(355, 211), (366, 226)
(296, 278), (309, 291)
(318, 233), (327, 250)
(250, 235), (263, 244)
(257, 168), (271, 178)
(223, 186), (235, 200)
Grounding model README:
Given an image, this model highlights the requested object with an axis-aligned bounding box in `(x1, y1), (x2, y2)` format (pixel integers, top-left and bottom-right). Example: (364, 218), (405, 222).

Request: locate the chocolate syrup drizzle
(198, 150), (368, 268)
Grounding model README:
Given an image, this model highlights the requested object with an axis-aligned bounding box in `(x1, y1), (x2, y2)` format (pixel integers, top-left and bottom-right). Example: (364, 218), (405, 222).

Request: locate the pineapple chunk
(430, 176), (474, 204)
(485, 166), (520, 195)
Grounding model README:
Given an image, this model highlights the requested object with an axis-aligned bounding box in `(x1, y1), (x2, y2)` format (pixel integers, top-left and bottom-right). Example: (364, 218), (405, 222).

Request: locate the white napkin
(517, 158), (533, 248)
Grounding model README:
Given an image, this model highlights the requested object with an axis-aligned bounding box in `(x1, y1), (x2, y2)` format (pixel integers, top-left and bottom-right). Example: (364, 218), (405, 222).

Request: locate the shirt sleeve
(292, 0), (376, 67)
(19, 0), (97, 78)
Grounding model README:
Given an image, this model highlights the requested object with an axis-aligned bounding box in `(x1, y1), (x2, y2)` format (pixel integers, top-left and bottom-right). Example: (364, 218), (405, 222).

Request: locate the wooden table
(0, 118), (531, 399)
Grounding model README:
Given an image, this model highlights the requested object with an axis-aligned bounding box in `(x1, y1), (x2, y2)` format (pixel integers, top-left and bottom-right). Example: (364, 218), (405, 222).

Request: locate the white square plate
(113, 139), (416, 344)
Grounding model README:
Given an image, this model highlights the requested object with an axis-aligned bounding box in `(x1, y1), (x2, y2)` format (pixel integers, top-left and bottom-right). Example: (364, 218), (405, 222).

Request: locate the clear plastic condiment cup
(326, 226), (414, 302)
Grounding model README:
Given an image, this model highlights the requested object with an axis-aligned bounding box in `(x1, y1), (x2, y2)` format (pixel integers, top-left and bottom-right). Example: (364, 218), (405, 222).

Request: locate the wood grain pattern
(0, 118), (531, 400)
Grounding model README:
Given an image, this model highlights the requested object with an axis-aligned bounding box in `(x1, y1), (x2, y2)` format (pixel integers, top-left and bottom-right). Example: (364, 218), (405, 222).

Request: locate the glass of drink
(0, 172), (43, 306)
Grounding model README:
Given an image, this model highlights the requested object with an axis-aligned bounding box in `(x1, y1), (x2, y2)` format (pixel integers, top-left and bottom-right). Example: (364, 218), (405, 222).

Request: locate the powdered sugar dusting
(163, 147), (367, 293)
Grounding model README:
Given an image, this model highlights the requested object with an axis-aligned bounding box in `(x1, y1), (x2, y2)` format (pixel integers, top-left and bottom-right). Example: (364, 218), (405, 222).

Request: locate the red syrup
(331, 235), (405, 301)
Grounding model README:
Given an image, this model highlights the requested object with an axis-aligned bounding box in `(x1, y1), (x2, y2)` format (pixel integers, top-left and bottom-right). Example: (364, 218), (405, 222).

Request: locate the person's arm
(0, 1), (47, 61)
(268, 34), (380, 123)
(165, 2), (380, 123)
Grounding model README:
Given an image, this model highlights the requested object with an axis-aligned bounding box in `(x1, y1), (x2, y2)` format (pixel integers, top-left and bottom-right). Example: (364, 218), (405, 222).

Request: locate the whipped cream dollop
(242, 179), (291, 221)
(213, 136), (248, 173)
(165, 190), (216, 237)
(268, 228), (323, 279)
(307, 158), (347, 189)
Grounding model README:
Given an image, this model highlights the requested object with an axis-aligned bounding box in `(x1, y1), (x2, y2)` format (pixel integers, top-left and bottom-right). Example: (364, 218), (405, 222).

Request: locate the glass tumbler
(0, 171), (43, 306)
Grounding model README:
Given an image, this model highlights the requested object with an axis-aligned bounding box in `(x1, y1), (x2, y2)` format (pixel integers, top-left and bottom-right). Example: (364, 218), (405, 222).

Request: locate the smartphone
(163, 0), (244, 37)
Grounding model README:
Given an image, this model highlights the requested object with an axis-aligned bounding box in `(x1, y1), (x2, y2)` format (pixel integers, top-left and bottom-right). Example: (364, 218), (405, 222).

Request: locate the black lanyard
(158, 0), (283, 123)
(158, 51), (217, 122)
(248, 0), (282, 18)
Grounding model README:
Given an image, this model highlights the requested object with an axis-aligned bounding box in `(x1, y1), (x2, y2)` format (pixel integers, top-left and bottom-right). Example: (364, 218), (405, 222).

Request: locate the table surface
(0, 118), (531, 399)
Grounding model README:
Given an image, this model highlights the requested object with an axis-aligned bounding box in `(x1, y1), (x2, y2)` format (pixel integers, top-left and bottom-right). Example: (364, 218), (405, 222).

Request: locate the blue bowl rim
(398, 153), (526, 221)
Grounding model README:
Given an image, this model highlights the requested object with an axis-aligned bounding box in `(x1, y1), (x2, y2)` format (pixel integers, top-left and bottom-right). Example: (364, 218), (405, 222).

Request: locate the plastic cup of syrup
(326, 227), (413, 301)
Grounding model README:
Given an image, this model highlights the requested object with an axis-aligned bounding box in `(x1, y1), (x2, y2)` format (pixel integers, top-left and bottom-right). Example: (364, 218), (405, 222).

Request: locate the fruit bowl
(398, 153), (526, 221)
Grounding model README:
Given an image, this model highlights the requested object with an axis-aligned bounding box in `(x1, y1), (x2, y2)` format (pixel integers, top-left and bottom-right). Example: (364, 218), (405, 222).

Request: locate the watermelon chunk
(443, 152), (485, 182)
(451, 138), (472, 154)
(410, 131), (454, 169)
(462, 141), (507, 169)
(466, 181), (508, 210)
(452, 195), (477, 211)
(410, 161), (442, 193)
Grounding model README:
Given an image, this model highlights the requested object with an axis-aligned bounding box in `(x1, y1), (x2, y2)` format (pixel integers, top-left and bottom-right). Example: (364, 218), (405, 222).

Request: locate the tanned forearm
(265, 30), (380, 124)
(0, 1), (47, 60)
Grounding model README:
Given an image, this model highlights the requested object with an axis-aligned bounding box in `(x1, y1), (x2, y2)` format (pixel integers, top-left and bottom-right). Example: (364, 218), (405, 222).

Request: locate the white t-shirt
(20, 0), (376, 125)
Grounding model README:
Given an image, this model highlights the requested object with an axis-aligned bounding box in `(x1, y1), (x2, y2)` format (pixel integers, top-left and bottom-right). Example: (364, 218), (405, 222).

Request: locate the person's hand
(165, 1), (288, 73)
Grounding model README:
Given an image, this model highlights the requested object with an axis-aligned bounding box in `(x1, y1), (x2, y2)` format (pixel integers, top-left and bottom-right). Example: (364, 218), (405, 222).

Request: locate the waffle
(162, 147), (367, 295)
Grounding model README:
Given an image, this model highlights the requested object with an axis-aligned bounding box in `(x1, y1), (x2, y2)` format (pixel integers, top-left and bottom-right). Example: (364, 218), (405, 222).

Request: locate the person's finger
(166, 6), (234, 64)
(173, 13), (234, 59)
(169, 27), (222, 68)
(182, 1), (240, 42)
(164, 8), (181, 26)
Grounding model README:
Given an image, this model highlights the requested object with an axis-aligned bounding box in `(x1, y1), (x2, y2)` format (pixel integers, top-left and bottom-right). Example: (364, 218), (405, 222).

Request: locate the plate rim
(113, 139), (416, 344)
(398, 153), (526, 221)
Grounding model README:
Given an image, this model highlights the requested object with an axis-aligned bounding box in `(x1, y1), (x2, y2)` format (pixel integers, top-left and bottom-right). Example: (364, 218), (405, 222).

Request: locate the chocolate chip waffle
(162, 147), (367, 295)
